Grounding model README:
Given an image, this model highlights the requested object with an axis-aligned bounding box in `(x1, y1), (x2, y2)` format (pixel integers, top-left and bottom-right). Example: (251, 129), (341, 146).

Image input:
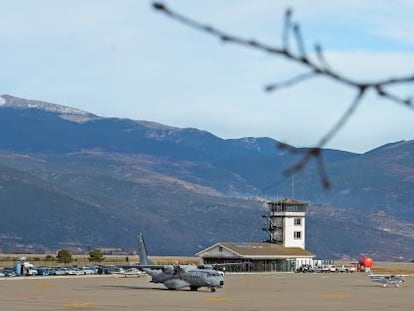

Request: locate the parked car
(25, 267), (38, 276)
(103, 266), (125, 275)
(315, 265), (329, 273)
(315, 264), (338, 273)
(338, 264), (357, 273)
(78, 266), (96, 275)
(36, 267), (50, 276)
(296, 264), (314, 273)
(63, 267), (78, 275)
(124, 267), (144, 276)
(2, 268), (16, 277)
(54, 268), (67, 275)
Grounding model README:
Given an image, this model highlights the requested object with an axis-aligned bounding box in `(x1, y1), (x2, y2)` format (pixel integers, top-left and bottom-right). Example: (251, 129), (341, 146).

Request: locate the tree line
(55, 248), (105, 264)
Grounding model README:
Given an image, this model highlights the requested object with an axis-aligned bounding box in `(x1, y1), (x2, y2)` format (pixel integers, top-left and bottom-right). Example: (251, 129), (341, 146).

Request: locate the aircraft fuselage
(144, 266), (224, 291)
(369, 274), (404, 287)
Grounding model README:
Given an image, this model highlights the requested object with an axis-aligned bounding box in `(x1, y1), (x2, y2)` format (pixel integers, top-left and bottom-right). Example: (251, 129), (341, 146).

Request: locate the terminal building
(196, 198), (315, 272)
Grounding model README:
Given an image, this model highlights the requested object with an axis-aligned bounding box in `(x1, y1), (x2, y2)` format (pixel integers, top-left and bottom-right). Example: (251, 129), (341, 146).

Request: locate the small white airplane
(367, 271), (410, 288)
(134, 233), (225, 292)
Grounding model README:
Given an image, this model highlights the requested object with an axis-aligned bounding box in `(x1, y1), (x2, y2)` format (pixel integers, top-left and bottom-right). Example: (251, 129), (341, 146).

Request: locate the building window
(219, 246), (223, 252)
(294, 231), (301, 239)
(294, 218), (301, 225)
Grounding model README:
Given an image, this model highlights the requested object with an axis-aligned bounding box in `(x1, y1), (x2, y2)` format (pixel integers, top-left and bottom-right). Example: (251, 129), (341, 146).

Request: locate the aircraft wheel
(211, 288), (216, 292)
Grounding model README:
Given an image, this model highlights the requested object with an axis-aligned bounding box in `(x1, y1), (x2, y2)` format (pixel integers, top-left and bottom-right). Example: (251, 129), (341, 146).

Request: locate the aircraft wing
(369, 273), (412, 278)
(214, 262), (250, 267)
(133, 265), (165, 270)
(131, 264), (185, 274)
(212, 262), (252, 271)
(200, 262), (251, 269)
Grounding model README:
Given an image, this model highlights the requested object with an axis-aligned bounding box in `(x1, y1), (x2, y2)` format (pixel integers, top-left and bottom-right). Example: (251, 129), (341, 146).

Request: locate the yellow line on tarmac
(33, 282), (55, 290)
(62, 301), (96, 308)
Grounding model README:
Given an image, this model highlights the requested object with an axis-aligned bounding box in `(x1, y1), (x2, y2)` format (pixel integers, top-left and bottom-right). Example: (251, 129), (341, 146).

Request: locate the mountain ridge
(0, 95), (413, 260)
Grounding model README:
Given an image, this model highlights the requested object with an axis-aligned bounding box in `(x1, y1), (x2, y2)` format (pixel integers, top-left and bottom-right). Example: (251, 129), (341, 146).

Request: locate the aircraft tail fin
(138, 233), (155, 265)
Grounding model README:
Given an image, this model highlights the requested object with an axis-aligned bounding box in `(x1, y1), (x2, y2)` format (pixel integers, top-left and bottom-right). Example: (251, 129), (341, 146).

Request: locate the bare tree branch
(282, 8), (292, 51)
(152, 2), (414, 188)
(264, 70), (320, 92)
(317, 87), (366, 149)
(292, 23), (306, 59)
(314, 43), (331, 71)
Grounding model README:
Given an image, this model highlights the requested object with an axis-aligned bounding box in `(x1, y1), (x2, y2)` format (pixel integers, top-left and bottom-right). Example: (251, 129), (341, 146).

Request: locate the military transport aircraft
(134, 234), (225, 292)
(368, 271), (409, 287)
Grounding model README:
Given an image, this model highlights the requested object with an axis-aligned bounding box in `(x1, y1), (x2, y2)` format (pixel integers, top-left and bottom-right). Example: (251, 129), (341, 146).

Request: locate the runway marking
(321, 293), (351, 299)
(34, 282), (54, 290)
(62, 301), (96, 308)
(203, 296), (233, 302)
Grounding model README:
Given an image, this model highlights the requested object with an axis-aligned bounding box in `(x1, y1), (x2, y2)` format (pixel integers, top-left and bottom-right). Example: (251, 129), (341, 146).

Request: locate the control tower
(262, 198), (308, 249)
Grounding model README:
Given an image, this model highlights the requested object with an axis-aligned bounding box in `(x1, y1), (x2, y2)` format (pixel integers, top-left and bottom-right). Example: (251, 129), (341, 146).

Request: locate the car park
(0, 264), (125, 277)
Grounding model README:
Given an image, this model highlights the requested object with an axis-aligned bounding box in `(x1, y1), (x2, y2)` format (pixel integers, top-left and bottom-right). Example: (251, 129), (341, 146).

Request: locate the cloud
(0, 0), (413, 154)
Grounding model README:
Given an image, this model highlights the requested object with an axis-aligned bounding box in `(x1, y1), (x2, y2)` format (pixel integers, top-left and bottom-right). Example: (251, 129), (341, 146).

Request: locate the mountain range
(0, 94), (413, 261)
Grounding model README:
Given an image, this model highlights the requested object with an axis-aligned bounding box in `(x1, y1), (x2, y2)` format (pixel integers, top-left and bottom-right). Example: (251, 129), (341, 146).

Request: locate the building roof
(267, 198), (309, 206)
(197, 242), (315, 259)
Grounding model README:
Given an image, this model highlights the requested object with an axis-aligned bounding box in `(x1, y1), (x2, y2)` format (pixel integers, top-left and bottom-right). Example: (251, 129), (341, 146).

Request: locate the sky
(0, 0), (413, 153)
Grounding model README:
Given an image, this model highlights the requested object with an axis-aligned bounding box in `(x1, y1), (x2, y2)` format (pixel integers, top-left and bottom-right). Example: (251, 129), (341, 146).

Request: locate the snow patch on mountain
(0, 95), (98, 123)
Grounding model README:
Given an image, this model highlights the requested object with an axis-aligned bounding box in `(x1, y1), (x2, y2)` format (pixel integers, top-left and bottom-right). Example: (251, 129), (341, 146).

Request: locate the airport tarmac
(0, 272), (413, 311)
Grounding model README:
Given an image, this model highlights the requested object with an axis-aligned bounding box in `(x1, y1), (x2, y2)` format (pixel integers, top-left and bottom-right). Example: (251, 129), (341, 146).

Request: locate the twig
(317, 87), (366, 149)
(282, 9), (292, 51)
(264, 70), (320, 92)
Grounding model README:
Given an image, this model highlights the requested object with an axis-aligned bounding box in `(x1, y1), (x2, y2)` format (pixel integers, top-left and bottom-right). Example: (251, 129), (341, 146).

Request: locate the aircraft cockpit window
(207, 272), (220, 277)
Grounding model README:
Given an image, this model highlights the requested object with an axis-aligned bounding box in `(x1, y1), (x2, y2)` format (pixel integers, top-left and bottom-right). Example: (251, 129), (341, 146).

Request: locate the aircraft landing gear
(210, 288), (216, 293)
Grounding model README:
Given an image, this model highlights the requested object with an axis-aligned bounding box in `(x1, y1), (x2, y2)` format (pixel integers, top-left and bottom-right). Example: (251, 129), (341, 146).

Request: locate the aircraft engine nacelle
(162, 266), (175, 274)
